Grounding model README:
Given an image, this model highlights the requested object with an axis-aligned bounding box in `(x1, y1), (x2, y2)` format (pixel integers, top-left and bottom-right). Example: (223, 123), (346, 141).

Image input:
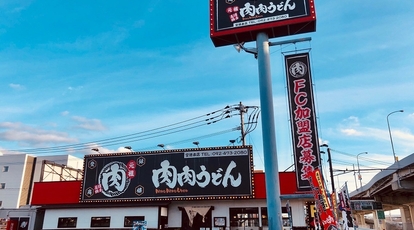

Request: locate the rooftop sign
(80, 146), (254, 202)
(210, 0), (316, 47)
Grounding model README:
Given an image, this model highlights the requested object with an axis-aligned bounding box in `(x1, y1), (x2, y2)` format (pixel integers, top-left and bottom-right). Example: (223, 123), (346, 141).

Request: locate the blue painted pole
(256, 32), (283, 230)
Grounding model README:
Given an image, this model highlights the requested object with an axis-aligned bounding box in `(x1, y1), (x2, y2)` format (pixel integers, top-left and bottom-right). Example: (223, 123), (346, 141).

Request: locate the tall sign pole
(209, 1), (317, 230)
(256, 32), (283, 230)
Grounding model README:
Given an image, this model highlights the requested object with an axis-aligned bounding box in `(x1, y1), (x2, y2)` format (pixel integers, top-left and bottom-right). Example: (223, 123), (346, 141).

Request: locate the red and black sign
(308, 169), (338, 229)
(210, 0), (316, 47)
(6, 218), (29, 230)
(80, 146), (254, 202)
(285, 52), (321, 190)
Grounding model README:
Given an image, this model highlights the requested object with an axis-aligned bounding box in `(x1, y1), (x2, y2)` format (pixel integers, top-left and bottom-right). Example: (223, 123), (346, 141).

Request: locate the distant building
(0, 153), (83, 209)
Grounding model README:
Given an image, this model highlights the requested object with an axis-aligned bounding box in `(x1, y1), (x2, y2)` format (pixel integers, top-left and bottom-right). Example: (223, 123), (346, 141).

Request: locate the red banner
(6, 219), (18, 230)
(308, 168), (338, 230)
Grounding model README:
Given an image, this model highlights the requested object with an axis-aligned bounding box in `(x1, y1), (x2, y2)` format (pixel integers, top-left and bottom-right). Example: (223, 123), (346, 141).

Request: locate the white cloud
(335, 118), (414, 158)
(392, 130), (414, 149)
(340, 128), (363, 136)
(319, 138), (329, 146)
(85, 143), (118, 154)
(60, 86), (84, 96)
(117, 146), (133, 152)
(68, 86), (83, 91)
(61, 111), (70, 116)
(0, 122), (77, 146)
(408, 113), (414, 121)
(9, 83), (25, 90)
(44, 27), (129, 52)
(343, 116), (360, 126)
(133, 20), (145, 28)
(71, 116), (106, 131)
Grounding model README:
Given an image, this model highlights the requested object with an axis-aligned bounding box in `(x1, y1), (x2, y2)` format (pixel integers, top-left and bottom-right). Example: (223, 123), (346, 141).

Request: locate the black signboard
(285, 53), (321, 190)
(80, 146), (254, 202)
(210, 0), (316, 47)
(351, 200), (383, 210)
(214, 0), (311, 32)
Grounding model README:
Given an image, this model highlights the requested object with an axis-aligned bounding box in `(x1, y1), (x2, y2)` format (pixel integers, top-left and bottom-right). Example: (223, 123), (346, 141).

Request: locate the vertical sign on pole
(285, 52), (321, 190)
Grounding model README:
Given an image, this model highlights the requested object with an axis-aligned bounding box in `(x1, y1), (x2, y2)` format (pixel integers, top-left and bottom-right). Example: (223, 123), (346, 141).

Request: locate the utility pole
(239, 102), (246, 145)
(326, 147), (335, 194)
(320, 144), (335, 194)
(236, 102), (259, 146)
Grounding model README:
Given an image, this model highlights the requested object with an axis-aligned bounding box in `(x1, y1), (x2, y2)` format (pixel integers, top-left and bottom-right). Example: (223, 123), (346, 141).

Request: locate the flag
(308, 168), (338, 230)
(338, 183), (354, 229)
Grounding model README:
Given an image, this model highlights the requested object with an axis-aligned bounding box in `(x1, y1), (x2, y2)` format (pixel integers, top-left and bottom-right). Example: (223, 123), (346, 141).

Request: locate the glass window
(261, 207), (268, 226)
(57, 217), (77, 228)
(261, 207), (290, 227)
(0, 183), (5, 189)
(2, 166), (8, 172)
(124, 216), (145, 227)
(91, 216), (110, 227)
(229, 208), (259, 227)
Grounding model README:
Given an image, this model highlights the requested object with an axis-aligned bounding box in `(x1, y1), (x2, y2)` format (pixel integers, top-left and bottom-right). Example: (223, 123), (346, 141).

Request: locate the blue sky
(1, 0), (414, 192)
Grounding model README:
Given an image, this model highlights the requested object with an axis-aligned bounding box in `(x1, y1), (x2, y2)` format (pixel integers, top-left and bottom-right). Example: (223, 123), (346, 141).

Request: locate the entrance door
(181, 207), (212, 230)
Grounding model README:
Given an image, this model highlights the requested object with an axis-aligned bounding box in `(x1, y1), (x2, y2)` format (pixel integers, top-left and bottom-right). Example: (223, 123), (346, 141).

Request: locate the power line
(329, 148), (392, 167)
(137, 127), (241, 151)
(3, 103), (258, 155)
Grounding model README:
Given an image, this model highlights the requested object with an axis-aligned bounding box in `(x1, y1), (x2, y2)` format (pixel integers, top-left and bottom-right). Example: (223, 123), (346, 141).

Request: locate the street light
(124, 146), (133, 151)
(91, 148), (100, 153)
(193, 141), (200, 148)
(357, 152), (368, 190)
(387, 110), (404, 163)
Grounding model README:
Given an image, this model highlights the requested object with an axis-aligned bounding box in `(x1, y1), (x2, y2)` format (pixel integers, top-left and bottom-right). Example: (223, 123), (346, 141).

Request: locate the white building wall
(289, 200), (307, 227)
(38, 199), (308, 229)
(43, 207), (159, 229)
(168, 199), (308, 229)
(0, 154), (28, 208)
(0, 154), (83, 209)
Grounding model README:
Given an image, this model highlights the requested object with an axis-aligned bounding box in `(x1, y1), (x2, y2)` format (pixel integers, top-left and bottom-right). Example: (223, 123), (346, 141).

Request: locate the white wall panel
(43, 207), (158, 229)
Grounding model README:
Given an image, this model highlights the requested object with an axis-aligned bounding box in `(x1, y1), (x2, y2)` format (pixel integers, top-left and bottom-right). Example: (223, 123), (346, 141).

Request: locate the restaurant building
(6, 146), (317, 230)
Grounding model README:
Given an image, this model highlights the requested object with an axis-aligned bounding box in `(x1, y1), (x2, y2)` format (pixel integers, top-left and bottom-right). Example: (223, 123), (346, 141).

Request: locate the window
(261, 207), (268, 226)
(91, 217), (110, 227)
(57, 217), (77, 228)
(124, 216), (145, 227)
(229, 208), (259, 227)
(261, 207), (290, 227)
(2, 166), (9, 172)
(0, 183), (5, 189)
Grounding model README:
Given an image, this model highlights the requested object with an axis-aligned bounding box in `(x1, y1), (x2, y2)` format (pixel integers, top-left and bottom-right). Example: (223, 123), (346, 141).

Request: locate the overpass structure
(349, 153), (414, 230)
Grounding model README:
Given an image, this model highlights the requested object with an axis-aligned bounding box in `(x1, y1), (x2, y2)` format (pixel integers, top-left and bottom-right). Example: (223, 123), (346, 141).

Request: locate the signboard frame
(80, 145), (254, 202)
(210, 0), (316, 47)
(285, 52), (321, 190)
